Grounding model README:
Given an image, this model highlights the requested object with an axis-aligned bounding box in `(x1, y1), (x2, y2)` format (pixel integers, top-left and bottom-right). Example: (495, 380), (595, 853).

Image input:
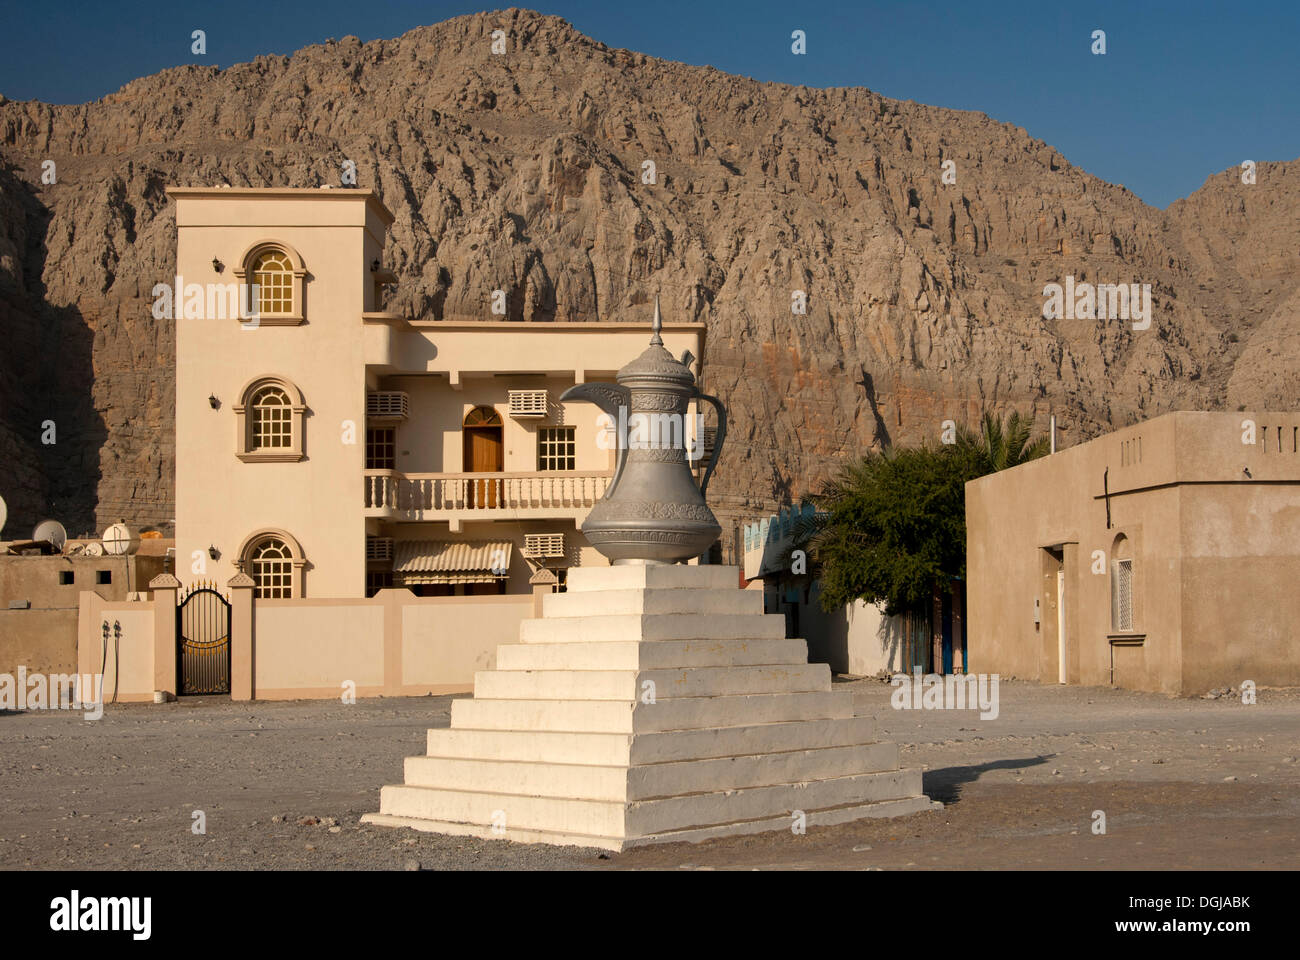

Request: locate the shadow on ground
(923, 755), (1052, 804)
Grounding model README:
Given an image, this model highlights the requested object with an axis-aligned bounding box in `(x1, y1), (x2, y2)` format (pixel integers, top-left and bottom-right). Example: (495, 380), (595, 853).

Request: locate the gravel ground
(2, 679), (1297, 870)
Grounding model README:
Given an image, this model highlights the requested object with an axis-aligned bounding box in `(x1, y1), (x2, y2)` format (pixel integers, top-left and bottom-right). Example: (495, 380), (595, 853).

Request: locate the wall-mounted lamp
(208, 395), (219, 409)
(212, 257), (224, 273)
(208, 545), (219, 561)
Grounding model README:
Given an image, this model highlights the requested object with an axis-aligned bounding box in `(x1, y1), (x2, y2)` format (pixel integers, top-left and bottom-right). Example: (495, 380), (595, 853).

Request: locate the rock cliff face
(0, 8), (1296, 541)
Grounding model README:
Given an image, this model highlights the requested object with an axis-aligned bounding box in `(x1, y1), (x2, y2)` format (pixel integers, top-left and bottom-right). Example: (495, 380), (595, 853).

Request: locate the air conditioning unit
(508, 390), (548, 418)
(367, 392), (409, 420)
(366, 537), (394, 562)
(691, 426), (718, 464)
(523, 533), (566, 559)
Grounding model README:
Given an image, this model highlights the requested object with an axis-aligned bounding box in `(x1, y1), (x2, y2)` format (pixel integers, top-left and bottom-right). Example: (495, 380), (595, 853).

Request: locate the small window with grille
(366, 428), (396, 470)
(537, 426), (576, 471)
(1112, 558), (1134, 631)
(366, 570), (393, 598)
(365, 537), (394, 562)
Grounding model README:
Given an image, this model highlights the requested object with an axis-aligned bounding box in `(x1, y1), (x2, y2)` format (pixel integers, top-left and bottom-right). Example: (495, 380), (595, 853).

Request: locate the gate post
(529, 567), (558, 617)
(149, 574), (182, 699)
(228, 572), (255, 701)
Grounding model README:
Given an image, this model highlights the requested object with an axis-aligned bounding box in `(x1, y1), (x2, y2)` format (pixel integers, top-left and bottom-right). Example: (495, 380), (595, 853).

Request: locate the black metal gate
(177, 583), (231, 695)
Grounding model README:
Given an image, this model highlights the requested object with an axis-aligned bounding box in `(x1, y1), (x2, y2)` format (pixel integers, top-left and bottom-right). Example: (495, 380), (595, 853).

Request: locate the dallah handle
(694, 392), (727, 500)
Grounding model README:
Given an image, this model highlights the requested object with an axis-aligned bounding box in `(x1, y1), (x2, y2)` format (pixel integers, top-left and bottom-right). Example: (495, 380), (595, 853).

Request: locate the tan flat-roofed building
(966, 411), (1300, 695)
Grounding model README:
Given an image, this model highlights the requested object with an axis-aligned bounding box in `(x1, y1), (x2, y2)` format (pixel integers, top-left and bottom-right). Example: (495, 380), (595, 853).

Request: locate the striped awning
(392, 540), (512, 585)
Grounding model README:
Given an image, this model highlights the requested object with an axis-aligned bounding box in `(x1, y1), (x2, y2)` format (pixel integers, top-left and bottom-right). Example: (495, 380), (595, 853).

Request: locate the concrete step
(376, 766), (925, 839)
(543, 587), (763, 618)
(427, 728), (635, 766)
(618, 794), (941, 849)
(363, 793), (940, 852)
(402, 741), (900, 802)
(471, 664), (831, 702)
(377, 783), (624, 837)
(626, 767), (926, 836)
(494, 637), (809, 672)
(636, 741), (901, 799)
(359, 812), (626, 851)
(520, 613), (787, 644)
(451, 696), (635, 733)
(403, 754), (626, 801)
(627, 715), (878, 764)
(450, 689), (855, 733)
(566, 565), (739, 593)
(426, 715), (877, 765)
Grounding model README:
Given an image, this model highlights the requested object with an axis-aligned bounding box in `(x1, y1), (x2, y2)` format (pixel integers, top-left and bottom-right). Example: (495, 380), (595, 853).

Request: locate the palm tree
(957, 410), (1050, 473)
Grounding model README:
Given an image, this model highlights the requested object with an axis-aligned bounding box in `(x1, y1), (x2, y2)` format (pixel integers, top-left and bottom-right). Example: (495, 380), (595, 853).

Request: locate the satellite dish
(85, 542), (104, 557)
(0, 494), (7, 536)
(103, 522), (141, 556)
(33, 519), (68, 552)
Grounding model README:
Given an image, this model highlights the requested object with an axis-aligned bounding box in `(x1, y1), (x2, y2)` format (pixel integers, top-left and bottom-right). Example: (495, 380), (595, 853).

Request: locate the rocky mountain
(0, 8), (1296, 543)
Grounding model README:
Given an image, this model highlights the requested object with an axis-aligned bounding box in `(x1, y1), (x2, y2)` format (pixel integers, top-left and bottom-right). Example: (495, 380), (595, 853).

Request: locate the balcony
(364, 470), (612, 523)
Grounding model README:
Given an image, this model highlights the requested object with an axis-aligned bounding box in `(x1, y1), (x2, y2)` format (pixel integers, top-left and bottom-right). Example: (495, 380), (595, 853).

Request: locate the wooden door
(464, 427), (503, 507)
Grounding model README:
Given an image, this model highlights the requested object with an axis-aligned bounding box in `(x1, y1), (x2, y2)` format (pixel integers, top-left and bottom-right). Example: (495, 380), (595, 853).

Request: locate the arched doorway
(463, 406), (504, 507)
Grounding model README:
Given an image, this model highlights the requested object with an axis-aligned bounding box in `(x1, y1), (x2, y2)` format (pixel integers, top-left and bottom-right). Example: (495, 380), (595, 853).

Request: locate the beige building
(966, 411), (1300, 695)
(170, 187), (706, 600)
(68, 185), (712, 703)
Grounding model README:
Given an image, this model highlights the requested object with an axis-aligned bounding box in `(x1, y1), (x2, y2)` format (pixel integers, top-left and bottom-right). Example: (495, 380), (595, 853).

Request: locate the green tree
(812, 412), (1048, 616)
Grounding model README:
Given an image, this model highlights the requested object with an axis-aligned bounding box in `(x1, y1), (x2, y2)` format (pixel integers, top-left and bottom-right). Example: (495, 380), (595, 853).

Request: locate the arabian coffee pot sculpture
(560, 299), (726, 564)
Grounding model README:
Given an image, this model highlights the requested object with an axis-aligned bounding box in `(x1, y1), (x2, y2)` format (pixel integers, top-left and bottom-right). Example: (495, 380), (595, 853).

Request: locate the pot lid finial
(617, 296), (695, 386)
(650, 295), (663, 346)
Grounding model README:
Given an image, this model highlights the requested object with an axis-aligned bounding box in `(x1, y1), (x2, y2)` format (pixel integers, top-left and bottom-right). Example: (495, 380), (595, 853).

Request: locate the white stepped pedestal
(362, 565), (940, 851)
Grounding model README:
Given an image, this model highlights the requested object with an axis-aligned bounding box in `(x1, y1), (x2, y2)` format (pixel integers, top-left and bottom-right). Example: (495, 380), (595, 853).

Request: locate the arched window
(232, 241), (306, 324)
(235, 376), (306, 462)
(253, 250), (294, 316)
(250, 538), (292, 598)
(251, 385), (292, 449)
(237, 529), (306, 598)
(464, 406), (502, 427)
(1111, 534), (1135, 632)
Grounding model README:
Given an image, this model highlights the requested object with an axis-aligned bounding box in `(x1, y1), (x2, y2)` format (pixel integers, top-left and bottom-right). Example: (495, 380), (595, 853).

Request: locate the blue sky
(0, 0), (1295, 207)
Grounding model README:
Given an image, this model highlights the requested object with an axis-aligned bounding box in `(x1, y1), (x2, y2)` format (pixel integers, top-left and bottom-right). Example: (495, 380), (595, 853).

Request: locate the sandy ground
(1, 678), (1297, 870)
